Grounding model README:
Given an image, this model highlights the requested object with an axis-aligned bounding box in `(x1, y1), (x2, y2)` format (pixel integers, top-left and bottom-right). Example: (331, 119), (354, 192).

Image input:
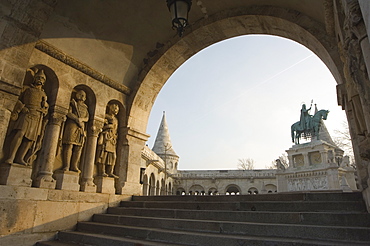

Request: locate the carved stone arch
(128, 5), (344, 134)
(208, 187), (218, 195)
(225, 184), (241, 195)
(248, 187), (259, 195)
(189, 184), (205, 195)
(265, 184), (277, 193)
(176, 187), (186, 195)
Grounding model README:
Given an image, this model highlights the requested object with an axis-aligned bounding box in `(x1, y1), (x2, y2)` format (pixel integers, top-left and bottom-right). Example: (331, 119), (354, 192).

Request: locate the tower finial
(153, 112), (178, 157)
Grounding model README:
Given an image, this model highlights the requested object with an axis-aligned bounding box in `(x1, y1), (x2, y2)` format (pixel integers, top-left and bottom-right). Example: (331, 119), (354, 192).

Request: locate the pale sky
(146, 35), (348, 170)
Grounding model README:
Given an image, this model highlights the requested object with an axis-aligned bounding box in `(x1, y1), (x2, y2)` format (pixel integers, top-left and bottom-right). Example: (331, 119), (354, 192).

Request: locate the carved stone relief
(293, 154), (304, 167)
(309, 151), (322, 165)
(287, 177), (328, 191)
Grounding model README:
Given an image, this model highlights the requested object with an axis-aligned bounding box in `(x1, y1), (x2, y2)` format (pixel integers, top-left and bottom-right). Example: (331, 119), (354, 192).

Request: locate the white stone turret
(152, 112), (179, 173)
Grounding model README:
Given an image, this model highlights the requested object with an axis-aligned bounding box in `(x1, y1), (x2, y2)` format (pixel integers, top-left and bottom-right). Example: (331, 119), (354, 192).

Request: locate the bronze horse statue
(291, 109), (329, 144)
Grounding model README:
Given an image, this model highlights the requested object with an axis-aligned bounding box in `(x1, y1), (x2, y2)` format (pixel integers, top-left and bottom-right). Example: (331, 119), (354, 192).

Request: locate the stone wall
(0, 185), (130, 246)
(173, 169), (278, 195)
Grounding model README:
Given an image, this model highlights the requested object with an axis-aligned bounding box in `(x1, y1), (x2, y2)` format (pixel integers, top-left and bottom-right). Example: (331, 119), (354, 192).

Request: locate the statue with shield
(291, 101), (329, 144)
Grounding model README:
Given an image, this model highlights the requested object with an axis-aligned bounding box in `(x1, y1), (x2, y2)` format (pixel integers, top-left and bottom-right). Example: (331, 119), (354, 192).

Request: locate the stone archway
(226, 184), (242, 195)
(128, 6), (343, 135)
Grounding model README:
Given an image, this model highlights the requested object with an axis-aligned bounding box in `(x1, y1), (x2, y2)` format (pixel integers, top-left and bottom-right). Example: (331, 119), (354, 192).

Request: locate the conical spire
(152, 111), (178, 156)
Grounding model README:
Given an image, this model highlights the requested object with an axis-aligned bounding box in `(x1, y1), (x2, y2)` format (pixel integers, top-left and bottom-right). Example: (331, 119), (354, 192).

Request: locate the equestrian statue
(291, 102), (329, 144)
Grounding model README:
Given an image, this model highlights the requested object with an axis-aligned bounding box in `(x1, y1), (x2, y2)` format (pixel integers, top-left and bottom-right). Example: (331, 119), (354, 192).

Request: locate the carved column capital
(48, 105), (68, 126)
(49, 112), (67, 126)
(89, 119), (105, 137)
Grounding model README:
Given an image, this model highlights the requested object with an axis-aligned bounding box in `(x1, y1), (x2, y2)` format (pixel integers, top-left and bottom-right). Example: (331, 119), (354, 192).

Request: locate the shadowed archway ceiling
(40, 0), (329, 89)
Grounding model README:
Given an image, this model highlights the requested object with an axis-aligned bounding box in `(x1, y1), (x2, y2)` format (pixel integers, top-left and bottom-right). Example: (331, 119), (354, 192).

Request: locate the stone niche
(309, 151), (322, 165)
(292, 154), (304, 167)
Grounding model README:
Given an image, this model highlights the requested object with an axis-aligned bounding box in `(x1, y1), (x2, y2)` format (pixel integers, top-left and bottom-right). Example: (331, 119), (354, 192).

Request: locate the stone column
(303, 153), (310, 167)
(287, 155), (294, 168)
(320, 151), (328, 165)
(80, 119), (104, 192)
(117, 127), (149, 195)
(34, 109), (66, 189)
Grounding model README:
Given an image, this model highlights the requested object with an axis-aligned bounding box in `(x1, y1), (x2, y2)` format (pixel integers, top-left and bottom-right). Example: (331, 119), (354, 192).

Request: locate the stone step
(36, 241), (80, 246)
(107, 207), (370, 227)
(89, 214), (370, 242)
(57, 230), (186, 246)
(74, 221), (370, 246)
(132, 192), (363, 202)
(120, 200), (366, 212)
(37, 192), (370, 246)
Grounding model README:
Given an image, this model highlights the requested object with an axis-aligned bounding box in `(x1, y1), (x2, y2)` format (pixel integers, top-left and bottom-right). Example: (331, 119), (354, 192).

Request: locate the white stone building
(144, 112), (357, 196)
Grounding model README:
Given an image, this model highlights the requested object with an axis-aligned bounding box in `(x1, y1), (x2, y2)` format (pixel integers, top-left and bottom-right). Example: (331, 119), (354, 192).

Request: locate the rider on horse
(300, 103), (312, 132)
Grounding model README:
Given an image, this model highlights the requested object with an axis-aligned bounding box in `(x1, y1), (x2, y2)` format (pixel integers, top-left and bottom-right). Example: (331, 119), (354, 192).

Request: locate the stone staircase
(37, 192), (370, 246)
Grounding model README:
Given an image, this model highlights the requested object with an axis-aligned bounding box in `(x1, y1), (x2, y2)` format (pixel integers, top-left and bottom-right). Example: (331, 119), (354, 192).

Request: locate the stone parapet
(0, 185), (131, 246)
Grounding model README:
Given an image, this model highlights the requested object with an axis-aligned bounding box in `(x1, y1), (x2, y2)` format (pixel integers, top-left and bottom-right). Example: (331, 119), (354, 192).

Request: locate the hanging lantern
(166, 0), (192, 37)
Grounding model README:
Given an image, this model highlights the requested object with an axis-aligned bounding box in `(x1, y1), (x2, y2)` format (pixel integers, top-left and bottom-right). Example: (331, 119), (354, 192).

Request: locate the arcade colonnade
(172, 170), (278, 196)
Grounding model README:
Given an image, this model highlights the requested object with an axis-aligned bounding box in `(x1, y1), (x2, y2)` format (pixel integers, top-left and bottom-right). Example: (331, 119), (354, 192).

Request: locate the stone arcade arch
(176, 187), (186, 196)
(225, 185), (241, 195)
(189, 184), (205, 195)
(248, 187), (259, 195)
(129, 6), (343, 135)
(127, 1), (370, 209)
(265, 184), (278, 193)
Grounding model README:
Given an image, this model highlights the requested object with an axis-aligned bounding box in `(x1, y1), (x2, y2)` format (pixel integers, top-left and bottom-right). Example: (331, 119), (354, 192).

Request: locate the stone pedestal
(80, 177), (96, 192)
(54, 170), (80, 191)
(94, 176), (115, 194)
(0, 163), (32, 187)
(34, 171), (56, 189)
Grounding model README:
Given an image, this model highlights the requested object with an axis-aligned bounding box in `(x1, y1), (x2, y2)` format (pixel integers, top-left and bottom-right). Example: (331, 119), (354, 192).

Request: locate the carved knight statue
(5, 69), (49, 166)
(62, 89), (89, 172)
(96, 103), (119, 178)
